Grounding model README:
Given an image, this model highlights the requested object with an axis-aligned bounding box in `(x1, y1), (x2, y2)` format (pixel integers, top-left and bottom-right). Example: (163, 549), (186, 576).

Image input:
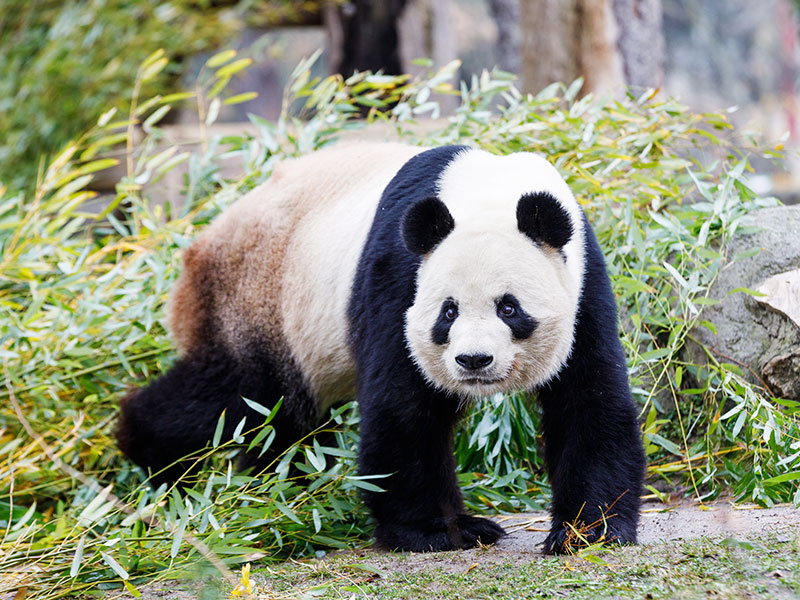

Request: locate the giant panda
(116, 142), (645, 554)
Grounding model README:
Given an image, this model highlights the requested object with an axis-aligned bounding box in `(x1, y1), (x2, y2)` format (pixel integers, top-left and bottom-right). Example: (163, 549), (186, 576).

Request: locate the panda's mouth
(461, 376), (504, 385)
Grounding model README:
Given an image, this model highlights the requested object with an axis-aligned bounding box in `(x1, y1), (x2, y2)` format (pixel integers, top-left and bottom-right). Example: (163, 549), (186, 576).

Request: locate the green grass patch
(260, 530), (800, 600)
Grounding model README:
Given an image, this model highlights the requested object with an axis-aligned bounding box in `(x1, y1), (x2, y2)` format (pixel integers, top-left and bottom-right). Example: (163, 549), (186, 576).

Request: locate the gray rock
(762, 352), (800, 399)
(689, 206), (800, 399)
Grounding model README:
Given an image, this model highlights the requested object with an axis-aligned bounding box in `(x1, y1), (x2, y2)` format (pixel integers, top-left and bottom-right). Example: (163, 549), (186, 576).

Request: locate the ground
(114, 502), (800, 600)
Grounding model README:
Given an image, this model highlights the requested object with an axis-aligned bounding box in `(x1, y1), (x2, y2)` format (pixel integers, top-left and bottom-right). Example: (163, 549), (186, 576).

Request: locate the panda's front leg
(536, 234), (646, 554)
(357, 375), (505, 551)
(537, 364), (644, 554)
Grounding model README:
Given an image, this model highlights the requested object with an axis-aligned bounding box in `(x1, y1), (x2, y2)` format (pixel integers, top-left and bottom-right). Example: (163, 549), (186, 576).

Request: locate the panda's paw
(543, 522), (635, 555)
(375, 515), (506, 552)
(454, 514), (507, 549)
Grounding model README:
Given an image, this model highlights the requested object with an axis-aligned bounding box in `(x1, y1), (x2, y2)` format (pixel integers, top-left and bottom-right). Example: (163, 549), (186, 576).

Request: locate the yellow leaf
(140, 48), (165, 70)
(229, 562), (257, 598)
(223, 92), (258, 106)
(141, 57), (168, 82)
(216, 58), (252, 79)
(206, 49), (237, 69)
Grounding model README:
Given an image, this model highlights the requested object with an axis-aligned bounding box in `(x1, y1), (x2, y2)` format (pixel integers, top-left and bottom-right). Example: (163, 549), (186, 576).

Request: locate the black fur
(401, 196), (456, 255)
(496, 293), (537, 340)
(119, 144), (643, 556)
(538, 213), (645, 554)
(431, 298), (457, 345)
(350, 147), (642, 553)
(516, 191), (573, 250)
(349, 146), (505, 551)
(116, 344), (319, 487)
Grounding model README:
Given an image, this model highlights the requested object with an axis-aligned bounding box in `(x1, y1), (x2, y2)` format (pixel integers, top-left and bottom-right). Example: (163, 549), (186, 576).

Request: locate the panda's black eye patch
(496, 294), (537, 340)
(432, 299), (458, 345)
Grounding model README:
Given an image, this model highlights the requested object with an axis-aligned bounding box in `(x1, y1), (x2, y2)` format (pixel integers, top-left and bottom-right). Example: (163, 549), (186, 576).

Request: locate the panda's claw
(375, 514), (506, 552)
(543, 522), (634, 555)
(455, 514), (507, 548)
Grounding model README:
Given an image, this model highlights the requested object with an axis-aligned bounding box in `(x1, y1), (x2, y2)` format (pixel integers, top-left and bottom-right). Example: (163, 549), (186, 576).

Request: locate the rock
(688, 206), (800, 399)
(755, 268), (800, 397)
(761, 352), (800, 399)
(756, 269), (800, 328)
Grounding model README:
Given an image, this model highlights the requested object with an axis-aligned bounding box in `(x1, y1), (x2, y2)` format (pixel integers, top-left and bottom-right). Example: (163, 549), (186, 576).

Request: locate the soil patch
(108, 502), (800, 599)
(334, 501), (800, 575)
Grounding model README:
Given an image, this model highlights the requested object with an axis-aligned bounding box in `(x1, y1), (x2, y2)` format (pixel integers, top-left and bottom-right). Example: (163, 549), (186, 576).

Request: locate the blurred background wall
(2, 0), (798, 198)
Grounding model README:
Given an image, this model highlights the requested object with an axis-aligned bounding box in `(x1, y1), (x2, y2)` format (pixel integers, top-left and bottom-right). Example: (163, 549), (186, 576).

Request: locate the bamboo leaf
(100, 551), (129, 580)
(206, 49), (237, 69)
(205, 97), (221, 126)
(70, 535), (85, 578)
(223, 92), (258, 106)
(216, 58), (252, 79)
(212, 410), (226, 448)
(141, 57), (168, 82)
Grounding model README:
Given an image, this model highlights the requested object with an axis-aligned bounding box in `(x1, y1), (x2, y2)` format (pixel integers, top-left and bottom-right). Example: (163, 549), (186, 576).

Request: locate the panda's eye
(444, 304), (458, 321)
(498, 302), (516, 318)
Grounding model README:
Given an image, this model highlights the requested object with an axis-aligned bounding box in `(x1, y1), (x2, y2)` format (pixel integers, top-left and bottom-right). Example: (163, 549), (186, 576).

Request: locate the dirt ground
(502, 501), (800, 550)
(317, 501), (800, 576)
(118, 501), (800, 599)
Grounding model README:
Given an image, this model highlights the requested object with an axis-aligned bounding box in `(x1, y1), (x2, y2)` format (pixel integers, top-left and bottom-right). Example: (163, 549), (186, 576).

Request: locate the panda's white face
(405, 227), (577, 397)
(402, 148), (585, 398)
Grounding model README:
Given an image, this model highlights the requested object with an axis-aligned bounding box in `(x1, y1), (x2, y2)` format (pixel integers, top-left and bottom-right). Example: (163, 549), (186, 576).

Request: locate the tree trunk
(520, 0), (582, 94)
(488, 0), (522, 74)
(612, 0), (664, 90)
(397, 0), (457, 73)
(331, 0), (409, 76)
(520, 0), (664, 95)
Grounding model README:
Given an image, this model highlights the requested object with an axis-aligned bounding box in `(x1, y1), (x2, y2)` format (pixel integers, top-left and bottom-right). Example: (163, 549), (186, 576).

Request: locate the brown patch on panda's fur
(165, 143), (425, 405)
(168, 241), (220, 356)
(167, 183), (296, 362)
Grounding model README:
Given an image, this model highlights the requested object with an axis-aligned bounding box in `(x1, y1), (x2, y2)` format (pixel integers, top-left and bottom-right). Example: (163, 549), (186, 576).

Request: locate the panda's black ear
(402, 197), (455, 255)
(516, 192), (573, 250)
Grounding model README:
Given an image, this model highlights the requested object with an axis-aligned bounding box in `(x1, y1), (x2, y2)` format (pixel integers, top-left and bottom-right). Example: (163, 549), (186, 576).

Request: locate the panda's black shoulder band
(401, 197), (455, 255)
(516, 191), (573, 250)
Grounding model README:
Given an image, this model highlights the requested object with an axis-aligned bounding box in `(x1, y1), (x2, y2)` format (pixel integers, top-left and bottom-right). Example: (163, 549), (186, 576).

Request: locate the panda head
(403, 150), (585, 398)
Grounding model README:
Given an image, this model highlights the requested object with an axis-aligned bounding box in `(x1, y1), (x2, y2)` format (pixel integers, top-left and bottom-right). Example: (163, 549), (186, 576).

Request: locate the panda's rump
(167, 178), (299, 362)
(169, 142), (424, 409)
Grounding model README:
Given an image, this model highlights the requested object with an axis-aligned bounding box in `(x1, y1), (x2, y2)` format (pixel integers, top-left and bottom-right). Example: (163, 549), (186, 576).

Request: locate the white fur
(177, 143), (585, 407)
(435, 148), (585, 298)
(171, 143), (425, 412)
(281, 143), (424, 407)
(405, 148), (585, 396)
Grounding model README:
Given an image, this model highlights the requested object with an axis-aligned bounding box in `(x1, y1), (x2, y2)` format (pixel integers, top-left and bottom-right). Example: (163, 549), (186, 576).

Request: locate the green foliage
(1, 52), (798, 598)
(455, 393), (548, 514)
(0, 0), (260, 194)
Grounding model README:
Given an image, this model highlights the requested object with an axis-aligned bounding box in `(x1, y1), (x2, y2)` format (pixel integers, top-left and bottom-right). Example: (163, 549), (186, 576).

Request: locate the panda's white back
(280, 143), (424, 406)
(167, 142), (423, 408)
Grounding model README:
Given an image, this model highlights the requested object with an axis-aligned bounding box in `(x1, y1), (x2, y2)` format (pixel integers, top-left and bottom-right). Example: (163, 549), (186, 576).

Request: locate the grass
(237, 527), (800, 600)
(1, 50), (800, 598)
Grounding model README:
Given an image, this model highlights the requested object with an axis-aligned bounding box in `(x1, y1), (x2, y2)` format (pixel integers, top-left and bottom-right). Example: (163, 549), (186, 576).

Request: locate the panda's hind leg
(116, 346), (318, 486)
(116, 349), (241, 485)
(233, 348), (327, 478)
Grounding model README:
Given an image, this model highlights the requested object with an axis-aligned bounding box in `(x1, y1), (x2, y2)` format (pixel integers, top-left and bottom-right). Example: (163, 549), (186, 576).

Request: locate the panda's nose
(455, 353), (494, 371)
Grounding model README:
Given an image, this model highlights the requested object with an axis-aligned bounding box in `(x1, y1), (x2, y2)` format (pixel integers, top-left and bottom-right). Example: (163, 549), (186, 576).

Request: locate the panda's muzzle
(455, 353), (493, 371)
(455, 354), (505, 385)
